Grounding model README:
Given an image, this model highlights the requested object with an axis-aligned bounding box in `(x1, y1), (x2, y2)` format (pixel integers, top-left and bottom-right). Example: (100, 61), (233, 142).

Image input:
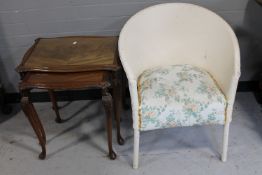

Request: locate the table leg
(112, 71), (125, 145)
(102, 88), (117, 160)
(20, 90), (46, 159)
(121, 69), (129, 110)
(48, 90), (62, 123)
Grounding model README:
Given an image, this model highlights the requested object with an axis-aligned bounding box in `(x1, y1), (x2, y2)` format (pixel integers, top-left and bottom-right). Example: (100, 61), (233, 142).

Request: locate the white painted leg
(133, 129), (140, 169)
(222, 122), (230, 162)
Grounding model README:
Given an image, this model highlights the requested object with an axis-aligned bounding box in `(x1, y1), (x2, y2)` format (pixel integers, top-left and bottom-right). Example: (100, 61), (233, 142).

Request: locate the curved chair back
(119, 3), (240, 96)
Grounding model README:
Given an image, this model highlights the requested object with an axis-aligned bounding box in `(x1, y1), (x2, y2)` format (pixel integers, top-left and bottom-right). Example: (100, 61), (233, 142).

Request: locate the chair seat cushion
(138, 64), (227, 131)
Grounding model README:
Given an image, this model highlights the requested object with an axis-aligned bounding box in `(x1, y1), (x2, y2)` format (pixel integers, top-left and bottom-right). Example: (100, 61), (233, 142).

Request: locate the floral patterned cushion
(138, 64), (227, 131)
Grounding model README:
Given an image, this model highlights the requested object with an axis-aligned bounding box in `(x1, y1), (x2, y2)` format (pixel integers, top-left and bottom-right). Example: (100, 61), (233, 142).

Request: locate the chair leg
(133, 129), (140, 169)
(222, 122), (230, 162)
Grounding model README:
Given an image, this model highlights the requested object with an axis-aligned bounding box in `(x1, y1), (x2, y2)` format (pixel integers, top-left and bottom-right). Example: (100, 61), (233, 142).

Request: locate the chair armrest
(212, 62), (240, 123)
(128, 80), (140, 129)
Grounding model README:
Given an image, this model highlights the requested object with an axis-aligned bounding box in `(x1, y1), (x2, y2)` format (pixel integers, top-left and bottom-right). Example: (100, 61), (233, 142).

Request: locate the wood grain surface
(19, 71), (110, 90)
(17, 36), (119, 72)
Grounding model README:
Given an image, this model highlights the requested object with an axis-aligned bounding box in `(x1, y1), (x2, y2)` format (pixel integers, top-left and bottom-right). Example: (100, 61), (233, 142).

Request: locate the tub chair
(118, 3), (241, 168)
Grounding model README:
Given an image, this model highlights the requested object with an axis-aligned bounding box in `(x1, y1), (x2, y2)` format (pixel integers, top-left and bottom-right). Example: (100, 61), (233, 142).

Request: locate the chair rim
(118, 2), (240, 81)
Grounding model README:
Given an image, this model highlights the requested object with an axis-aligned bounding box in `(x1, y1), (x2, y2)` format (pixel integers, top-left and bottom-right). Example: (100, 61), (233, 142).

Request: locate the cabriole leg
(112, 71), (124, 145)
(20, 90), (46, 159)
(48, 90), (62, 123)
(102, 88), (117, 160)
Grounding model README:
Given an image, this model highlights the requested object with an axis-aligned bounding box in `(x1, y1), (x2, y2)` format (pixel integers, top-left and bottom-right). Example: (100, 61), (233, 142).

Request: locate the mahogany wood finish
(112, 69), (125, 145)
(21, 93), (46, 159)
(16, 36), (119, 73)
(48, 90), (62, 123)
(16, 36), (124, 160)
(19, 71), (109, 90)
(102, 88), (117, 159)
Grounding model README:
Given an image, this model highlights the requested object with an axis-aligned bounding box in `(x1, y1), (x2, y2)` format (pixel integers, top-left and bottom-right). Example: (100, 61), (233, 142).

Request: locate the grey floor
(0, 92), (262, 175)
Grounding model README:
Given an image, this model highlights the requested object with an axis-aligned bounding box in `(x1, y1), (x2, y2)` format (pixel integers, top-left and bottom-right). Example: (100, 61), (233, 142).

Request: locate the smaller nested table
(16, 36), (124, 160)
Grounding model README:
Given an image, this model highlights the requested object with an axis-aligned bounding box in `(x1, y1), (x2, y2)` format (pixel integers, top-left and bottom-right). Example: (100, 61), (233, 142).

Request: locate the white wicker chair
(118, 3), (240, 169)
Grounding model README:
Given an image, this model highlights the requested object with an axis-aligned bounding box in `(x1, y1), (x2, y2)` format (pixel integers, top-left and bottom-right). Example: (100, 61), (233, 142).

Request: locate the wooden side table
(16, 36), (124, 160)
